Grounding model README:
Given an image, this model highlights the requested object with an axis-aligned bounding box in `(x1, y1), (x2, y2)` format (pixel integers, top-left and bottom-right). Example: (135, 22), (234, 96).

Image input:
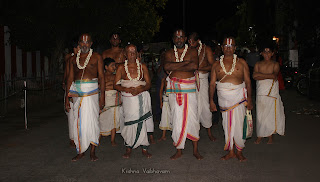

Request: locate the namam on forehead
(112, 34), (119, 40)
(223, 37), (235, 46)
(126, 45), (137, 52)
(173, 29), (185, 38)
(79, 34), (92, 42)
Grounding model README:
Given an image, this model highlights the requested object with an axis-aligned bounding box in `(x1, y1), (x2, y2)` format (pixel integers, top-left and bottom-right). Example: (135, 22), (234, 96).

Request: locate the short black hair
(188, 32), (200, 41)
(103, 57), (115, 69)
(259, 43), (275, 53)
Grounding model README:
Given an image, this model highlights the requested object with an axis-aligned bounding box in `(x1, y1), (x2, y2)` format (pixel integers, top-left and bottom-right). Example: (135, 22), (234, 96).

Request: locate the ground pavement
(0, 88), (320, 182)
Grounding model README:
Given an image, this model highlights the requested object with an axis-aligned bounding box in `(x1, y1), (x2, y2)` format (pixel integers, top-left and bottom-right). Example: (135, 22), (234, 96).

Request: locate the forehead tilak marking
(113, 34), (118, 39)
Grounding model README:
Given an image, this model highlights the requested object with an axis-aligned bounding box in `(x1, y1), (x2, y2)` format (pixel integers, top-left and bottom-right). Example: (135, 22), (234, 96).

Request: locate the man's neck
(105, 70), (113, 75)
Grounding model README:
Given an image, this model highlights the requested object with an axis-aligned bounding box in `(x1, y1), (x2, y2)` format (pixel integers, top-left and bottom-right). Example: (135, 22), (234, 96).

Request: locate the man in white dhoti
(65, 34), (105, 162)
(188, 32), (216, 141)
(164, 29), (203, 160)
(210, 37), (253, 162)
(99, 58), (123, 146)
(253, 45), (285, 144)
(114, 44), (153, 158)
(63, 40), (78, 148)
(158, 75), (172, 141)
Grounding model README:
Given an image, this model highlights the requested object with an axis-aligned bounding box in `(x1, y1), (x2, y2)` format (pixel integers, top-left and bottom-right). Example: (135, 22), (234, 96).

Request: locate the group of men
(63, 29), (285, 162)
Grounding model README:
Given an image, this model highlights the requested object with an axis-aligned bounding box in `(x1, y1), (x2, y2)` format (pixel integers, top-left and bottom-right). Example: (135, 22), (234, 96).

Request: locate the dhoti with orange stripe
(256, 79), (285, 137)
(167, 76), (200, 149)
(217, 82), (247, 151)
(68, 79), (100, 154)
(99, 90), (122, 136)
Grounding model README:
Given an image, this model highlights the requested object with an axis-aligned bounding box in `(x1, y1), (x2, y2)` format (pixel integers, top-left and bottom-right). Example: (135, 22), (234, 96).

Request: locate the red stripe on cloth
(174, 94), (188, 147)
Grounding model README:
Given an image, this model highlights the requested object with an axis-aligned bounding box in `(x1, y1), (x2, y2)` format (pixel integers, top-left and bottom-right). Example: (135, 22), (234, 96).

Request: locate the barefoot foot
(122, 148), (132, 159)
(170, 150), (182, 160)
(142, 149), (152, 158)
(236, 151), (247, 162)
(71, 153), (85, 162)
(267, 136), (273, 144)
(157, 137), (167, 142)
(111, 141), (117, 147)
(254, 137), (262, 144)
(220, 152), (236, 160)
(208, 135), (217, 141)
(90, 154), (98, 161)
(193, 152), (204, 160)
(149, 135), (156, 144)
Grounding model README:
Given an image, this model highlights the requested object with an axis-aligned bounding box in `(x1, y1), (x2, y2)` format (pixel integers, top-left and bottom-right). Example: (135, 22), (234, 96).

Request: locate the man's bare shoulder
(92, 52), (102, 60)
(212, 60), (220, 68)
(238, 58), (248, 66)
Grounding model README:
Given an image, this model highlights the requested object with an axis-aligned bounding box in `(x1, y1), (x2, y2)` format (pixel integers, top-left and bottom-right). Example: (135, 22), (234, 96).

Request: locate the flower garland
(197, 40), (202, 56)
(220, 54), (237, 75)
(76, 49), (93, 70)
(124, 59), (141, 81)
(174, 44), (188, 62)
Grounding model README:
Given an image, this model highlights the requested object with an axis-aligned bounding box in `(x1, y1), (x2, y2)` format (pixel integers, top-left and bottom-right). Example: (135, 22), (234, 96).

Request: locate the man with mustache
(164, 29), (203, 160)
(65, 33), (105, 162)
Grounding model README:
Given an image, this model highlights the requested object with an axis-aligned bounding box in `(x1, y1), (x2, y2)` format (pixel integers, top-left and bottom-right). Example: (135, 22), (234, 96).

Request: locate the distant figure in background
(253, 45), (285, 144)
(246, 46), (260, 91)
(63, 39), (79, 148)
(102, 33), (125, 67)
(155, 48), (167, 123)
(274, 51), (285, 90)
(158, 71), (172, 141)
(188, 32), (216, 141)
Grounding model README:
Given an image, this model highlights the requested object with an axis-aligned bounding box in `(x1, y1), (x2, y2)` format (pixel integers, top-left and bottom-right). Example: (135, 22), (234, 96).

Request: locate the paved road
(1, 88), (320, 182)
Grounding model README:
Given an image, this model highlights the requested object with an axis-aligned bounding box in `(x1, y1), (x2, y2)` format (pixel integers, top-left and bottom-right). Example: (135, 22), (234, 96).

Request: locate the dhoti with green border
(121, 91), (153, 149)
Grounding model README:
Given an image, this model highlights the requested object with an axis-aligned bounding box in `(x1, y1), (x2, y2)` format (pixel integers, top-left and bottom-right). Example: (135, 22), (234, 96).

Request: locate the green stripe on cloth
(166, 88), (196, 93)
(124, 111), (152, 126)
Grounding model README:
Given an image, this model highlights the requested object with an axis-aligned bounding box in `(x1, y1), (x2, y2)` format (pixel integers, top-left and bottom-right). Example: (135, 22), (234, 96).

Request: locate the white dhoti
(68, 79), (100, 154)
(118, 80), (153, 149)
(159, 94), (172, 131)
(65, 88), (75, 141)
(167, 76), (200, 149)
(197, 72), (212, 128)
(256, 79), (285, 137)
(217, 82), (247, 151)
(99, 90), (123, 136)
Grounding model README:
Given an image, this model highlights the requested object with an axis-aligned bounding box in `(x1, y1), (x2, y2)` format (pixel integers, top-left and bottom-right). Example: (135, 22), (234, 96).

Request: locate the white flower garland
(76, 49), (93, 70)
(174, 44), (188, 62)
(124, 59), (140, 81)
(220, 54), (237, 75)
(197, 40), (202, 56)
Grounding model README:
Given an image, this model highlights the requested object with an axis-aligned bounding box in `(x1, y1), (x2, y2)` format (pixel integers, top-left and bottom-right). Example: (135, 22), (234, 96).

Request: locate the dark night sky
(154, 0), (239, 43)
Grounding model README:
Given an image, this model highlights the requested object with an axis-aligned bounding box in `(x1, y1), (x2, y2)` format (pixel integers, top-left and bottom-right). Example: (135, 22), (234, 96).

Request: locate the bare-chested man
(102, 33), (125, 66)
(164, 29), (203, 160)
(65, 33), (105, 162)
(209, 37), (253, 162)
(188, 32), (216, 141)
(253, 45), (285, 144)
(99, 58), (123, 146)
(114, 44), (153, 159)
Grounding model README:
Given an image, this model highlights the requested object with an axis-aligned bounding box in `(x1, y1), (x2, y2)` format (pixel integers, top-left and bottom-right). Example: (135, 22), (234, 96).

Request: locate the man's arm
(209, 62), (218, 111)
(163, 50), (199, 72)
(242, 59), (253, 110)
(199, 46), (215, 72)
(113, 65), (130, 93)
(253, 62), (279, 80)
(132, 64), (151, 96)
